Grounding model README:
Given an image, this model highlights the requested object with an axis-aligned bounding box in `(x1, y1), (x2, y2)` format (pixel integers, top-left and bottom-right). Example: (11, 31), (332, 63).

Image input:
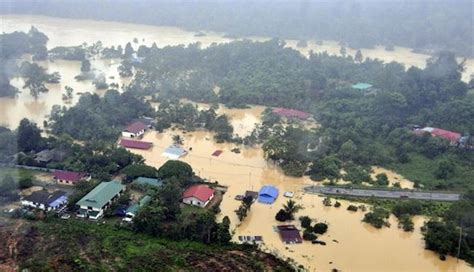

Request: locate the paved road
(304, 186), (460, 201)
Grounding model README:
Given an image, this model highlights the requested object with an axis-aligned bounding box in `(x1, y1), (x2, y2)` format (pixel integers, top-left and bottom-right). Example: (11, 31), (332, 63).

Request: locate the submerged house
(76, 181), (125, 220)
(277, 225), (303, 244)
(351, 82), (373, 91)
(162, 145), (187, 159)
(122, 121), (147, 138)
(182, 184), (215, 207)
(258, 185), (279, 204)
(119, 139), (153, 150)
(53, 170), (90, 185)
(21, 190), (67, 211)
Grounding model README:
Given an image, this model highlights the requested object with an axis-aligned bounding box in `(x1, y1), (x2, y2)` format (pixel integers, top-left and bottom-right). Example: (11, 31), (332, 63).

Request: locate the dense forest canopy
(1, 0), (472, 57)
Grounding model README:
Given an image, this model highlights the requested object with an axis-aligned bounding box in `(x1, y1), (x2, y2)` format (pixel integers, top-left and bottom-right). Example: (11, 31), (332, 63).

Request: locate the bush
(347, 205), (358, 212)
(18, 177), (34, 189)
(275, 209), (289, 222)
(362, 207), (390, 228)
(303, 230), (317, 241)
(299, 216), (312, 229)
(313, 223), (328, 234)
(334, 201), (341, 208)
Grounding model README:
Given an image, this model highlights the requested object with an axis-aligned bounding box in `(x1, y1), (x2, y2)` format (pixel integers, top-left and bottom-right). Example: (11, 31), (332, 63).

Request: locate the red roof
(124, 121), (147, 134)
(53, 170), (88, 182)
(183, 185), (215, 202)
(272, 108), (311, 119)
(430, 128), (461, 142)
(119, 139), (153, 150)
(212, 150), (223, 157)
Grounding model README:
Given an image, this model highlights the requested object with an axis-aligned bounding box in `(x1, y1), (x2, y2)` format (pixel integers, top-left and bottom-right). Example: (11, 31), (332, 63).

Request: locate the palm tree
(283, 199), (304, 220)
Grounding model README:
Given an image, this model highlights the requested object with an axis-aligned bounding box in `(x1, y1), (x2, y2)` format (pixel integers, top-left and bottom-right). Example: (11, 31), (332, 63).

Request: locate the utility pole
(456, 227), (462, 263)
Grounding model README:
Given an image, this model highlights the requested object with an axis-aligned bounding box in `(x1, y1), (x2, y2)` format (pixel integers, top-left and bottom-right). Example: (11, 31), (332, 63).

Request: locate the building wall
(121, 130), (144, 138)
(183, 194), (213, 208)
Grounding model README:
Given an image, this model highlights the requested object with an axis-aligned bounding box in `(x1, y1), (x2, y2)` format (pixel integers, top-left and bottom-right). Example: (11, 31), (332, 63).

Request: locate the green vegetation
(275, 200), (304, 222)
(15, 220), (294, 271)
(362, 207), (391, 229)
(235, 195), (254, 222)
(49, 90), (154, 141)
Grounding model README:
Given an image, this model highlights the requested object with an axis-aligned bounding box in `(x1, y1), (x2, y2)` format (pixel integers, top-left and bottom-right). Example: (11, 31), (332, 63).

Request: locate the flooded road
(1, 15), (473, 129)
(126, 106), (471, 271)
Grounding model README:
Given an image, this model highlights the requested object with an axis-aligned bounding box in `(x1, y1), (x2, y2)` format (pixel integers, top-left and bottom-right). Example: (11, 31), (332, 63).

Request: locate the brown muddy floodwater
(126, 107), (471, 272)
(1, 15), (473, 129)
(1, 16), (473, 271)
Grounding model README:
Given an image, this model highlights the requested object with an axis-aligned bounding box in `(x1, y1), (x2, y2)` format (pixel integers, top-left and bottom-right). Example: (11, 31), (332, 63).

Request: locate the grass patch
(388, 153), (474, 191)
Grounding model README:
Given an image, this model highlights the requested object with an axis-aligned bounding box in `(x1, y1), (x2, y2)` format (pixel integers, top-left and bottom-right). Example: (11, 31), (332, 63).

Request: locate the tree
(299, 216), (312, 229)
(339, 45), (347, 57)
(339, 140), (356, 161)
(354, 49), (363, 63)
(172, 135), (184, 145)
(376, 173), (389, 186)
(18, 177), (34, 189)
(121, 164), (157, 182)
(81, 59), (91, 72)
(17, 118), (42, 152)
(157, 178), (182, 220)
(216, 216), (232, 244)
(434, 159), (456, 179)
(282, 199), (304, 220)
(157, 160), (193, 184)
(313, 223), (328, 234)
(124, 42), (134, 58)
(275, 209), (289, 222)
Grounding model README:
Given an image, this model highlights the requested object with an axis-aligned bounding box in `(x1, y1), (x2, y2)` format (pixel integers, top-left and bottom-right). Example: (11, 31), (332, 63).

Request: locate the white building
(21, 190), (67, 211)
(76, 181), (125, 220)
(122, 121), (147, 138)
(182, 185), (215, 208)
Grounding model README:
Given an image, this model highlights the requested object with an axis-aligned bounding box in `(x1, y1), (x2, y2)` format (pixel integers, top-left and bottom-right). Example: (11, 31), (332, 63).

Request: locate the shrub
(299, 216), (312, 229)
(347, 205), (358, 212)
(313, 223), (328, 234)
(275, 209), (289, 222)
(303, 230), (317, 241)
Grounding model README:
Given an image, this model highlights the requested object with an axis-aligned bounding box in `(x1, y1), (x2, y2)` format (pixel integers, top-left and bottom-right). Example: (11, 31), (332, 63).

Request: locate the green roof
(352, 82), (373, 90)
(126, 195), (151, 215)
(133, 177), (163, 187)
(77, 181), (125, 209)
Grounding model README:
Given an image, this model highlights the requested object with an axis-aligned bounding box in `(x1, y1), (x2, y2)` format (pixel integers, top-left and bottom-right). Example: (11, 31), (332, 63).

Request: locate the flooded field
(1, 15), (473, 129)
(125, 105), (471, 271)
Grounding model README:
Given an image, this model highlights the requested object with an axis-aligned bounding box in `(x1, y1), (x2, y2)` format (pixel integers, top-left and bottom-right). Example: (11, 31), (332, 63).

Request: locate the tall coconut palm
(283, 199), (304, 220)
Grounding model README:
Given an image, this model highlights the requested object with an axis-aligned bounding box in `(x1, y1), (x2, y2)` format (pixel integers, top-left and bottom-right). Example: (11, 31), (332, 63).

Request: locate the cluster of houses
(19, 167), (217, 220)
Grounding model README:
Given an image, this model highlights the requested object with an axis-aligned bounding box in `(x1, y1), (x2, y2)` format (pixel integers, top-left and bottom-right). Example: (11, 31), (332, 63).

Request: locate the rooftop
(77, 181), (125, 209)
(183, 184), (215, 202)
(258, 185), (279, 204)
(124, 121), (147, 134)
(162, 145), (187, 159)
(119, 139), (153, 150)
(53, 170), (88, 182)
(23, 190), (67, 206)
(133, 177), (163, 187)
(272, 108), (311, 119)
(277, 225), (302, 244)
(352, 82), (373, 90)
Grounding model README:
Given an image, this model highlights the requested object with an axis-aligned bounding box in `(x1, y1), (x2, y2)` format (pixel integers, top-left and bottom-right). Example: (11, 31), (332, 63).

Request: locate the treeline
(2, 1), (472, 56)
(48, 90), (154, 141)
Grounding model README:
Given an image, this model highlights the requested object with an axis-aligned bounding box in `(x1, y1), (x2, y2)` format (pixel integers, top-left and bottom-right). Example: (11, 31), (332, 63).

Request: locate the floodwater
(1, 15), (473, 129)
(371, 166), (414, 189)
(126, 106), (471, 271)
(0, 56), (128, 128)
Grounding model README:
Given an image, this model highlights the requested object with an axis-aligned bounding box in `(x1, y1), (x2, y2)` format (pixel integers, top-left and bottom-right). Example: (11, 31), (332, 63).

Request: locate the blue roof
(162, 145), (187, 158)
(352, 82), (373, 90)
(258, 185), (279, 204)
